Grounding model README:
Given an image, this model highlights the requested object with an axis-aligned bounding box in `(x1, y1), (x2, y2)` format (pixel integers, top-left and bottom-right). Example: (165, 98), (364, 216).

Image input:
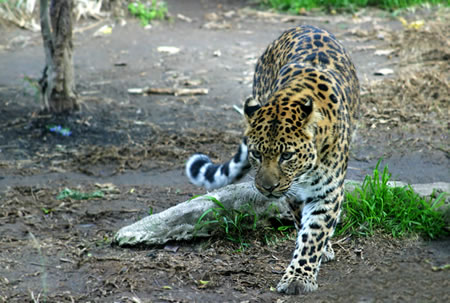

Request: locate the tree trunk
(39, 0), (79, 114)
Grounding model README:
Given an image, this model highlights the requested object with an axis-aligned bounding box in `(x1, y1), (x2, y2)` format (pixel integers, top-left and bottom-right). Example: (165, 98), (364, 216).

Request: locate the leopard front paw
(276, 274), (318, 295)
(322, 243), (335, 263)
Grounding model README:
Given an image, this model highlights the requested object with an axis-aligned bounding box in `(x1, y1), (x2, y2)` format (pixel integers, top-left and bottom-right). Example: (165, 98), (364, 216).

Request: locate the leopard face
(244, 91), (319, 198)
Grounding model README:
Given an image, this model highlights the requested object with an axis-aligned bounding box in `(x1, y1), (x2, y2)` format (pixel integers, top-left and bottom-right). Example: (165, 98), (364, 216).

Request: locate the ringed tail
(185, 139), (250, 190)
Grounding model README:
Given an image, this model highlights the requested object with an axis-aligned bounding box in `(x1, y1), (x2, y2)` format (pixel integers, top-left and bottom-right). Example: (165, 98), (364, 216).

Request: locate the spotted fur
(186, 25), (359, 294)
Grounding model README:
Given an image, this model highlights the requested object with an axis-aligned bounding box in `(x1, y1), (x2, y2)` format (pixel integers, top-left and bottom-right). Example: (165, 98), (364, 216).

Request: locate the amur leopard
(186, 25), (359, 294)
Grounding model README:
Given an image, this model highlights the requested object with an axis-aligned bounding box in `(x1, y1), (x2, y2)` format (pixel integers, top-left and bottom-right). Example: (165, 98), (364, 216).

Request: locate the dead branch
(128, 87), (209, 96)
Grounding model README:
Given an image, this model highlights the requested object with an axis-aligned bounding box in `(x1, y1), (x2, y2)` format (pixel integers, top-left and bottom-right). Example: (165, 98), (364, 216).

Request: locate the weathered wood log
(113, 182), (291, 246)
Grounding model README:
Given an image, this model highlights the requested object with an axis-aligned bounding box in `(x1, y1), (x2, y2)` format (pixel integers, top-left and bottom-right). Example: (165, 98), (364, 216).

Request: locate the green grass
(56, 188), (104, 200)
(336, 162), (448, 239)
(195, 196), (294, 250)
(260, 0), (448, 12)
(195, 162), (448, 249)
(128, 0), (168, 26)
(195, 196), (259, 250)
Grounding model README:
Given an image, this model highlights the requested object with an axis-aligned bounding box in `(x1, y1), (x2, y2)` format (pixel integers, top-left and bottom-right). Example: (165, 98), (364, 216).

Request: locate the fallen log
(113, 182), (290, 246)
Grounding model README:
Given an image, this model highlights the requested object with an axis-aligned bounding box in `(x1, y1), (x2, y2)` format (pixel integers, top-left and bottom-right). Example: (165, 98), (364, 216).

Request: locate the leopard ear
(301, 99), (322, 138)
(244, 96), (261, 120)
(300, 97), (313, 117)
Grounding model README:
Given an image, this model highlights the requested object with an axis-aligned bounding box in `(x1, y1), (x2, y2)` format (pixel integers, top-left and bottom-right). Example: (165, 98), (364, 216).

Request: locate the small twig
(128, 87), (209, 96)
(0, 145), (18, 149)
(118, 209), (141, 213)
(73, 19), (105, 33)
(153, 278), (161, 287)
(335, 242), (349, 253)
(334, 235), (351, 245)
(29, 262), (59, 269)
(31, 189), (38, 202)
(233, 105), (244, 116)
(130, 294), (143, 303)
(59, 257), (76, 264)
(92, 256), (126, 262)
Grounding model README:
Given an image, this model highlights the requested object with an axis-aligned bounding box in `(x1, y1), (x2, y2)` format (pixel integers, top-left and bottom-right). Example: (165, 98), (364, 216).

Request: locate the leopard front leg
(277, 194), (342, 294)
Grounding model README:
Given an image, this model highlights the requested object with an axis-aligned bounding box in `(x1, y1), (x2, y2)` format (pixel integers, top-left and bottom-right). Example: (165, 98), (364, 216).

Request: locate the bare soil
(0, 1), (449, 302)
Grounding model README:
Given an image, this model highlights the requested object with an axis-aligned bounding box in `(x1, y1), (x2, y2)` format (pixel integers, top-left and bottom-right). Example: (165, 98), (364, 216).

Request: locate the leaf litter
(360, 16), (449, 153)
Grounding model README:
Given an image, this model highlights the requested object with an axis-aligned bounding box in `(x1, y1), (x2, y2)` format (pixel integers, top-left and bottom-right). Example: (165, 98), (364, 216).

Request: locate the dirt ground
(0, 0), (449, 302)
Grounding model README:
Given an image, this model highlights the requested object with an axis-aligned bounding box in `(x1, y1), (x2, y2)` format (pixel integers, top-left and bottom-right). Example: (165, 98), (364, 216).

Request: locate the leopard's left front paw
(276, 273), (318, 295)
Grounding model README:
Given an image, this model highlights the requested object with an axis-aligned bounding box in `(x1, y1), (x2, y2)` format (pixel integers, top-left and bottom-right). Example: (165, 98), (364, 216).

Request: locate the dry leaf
(398, 17), (425, 30)
(204, 12), (219, 22)
(93, 25), (112, 37)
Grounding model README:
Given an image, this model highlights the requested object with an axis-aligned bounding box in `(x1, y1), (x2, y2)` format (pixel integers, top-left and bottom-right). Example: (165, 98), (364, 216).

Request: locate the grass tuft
(56, 188), (104, 200)
(195, 196), (294, 250)
(128, 0), (168, 26)
(336, 161), (448, 238)
(195, 196), (258, 250)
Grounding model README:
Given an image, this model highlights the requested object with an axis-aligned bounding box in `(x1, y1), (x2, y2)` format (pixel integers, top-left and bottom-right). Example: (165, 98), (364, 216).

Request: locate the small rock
(177, 13), (192, 23)
(374, 68), (394, 76)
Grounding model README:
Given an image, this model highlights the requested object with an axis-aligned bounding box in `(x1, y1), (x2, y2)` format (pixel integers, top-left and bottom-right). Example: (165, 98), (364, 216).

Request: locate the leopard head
(243, 91), (320, 198)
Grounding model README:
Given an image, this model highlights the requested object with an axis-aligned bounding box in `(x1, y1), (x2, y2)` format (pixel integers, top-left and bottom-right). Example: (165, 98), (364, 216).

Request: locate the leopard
(186, 25), (359, 294)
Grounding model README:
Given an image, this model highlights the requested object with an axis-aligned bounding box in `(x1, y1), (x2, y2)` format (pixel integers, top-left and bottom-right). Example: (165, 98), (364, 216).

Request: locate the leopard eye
(250, 150), (262, 160)
(280, 152), (294, 161)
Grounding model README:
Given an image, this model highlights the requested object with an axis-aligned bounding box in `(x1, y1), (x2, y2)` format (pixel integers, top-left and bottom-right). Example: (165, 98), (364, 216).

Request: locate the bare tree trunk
(39, 0), (79, 114)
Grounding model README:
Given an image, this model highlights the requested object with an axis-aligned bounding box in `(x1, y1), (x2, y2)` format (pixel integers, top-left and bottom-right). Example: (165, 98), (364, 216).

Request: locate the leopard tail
(185, 139), (250, 190)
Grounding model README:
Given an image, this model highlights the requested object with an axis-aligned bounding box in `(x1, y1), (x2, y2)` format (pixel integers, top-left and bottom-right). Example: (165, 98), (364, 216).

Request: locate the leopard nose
(262, 183), (279, 192)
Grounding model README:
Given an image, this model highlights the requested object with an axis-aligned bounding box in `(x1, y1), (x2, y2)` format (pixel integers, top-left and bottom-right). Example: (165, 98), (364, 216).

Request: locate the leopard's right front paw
(322, 243), (335, 263)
